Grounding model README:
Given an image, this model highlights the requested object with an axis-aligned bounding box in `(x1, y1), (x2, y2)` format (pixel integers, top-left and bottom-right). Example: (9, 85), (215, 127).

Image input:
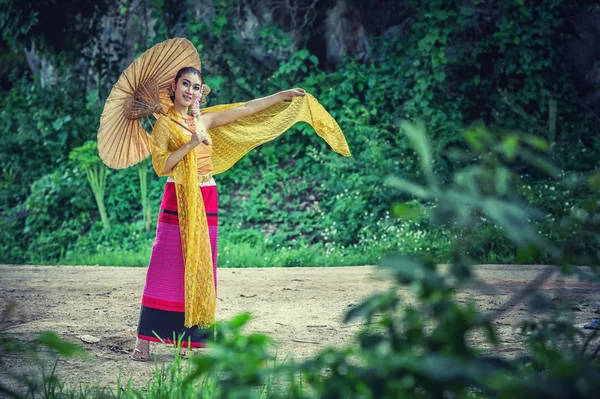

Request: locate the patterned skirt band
(167, 173), (215, 186)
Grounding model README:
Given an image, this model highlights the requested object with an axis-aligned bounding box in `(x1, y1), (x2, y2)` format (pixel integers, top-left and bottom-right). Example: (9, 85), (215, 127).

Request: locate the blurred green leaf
(588, 173), (600, 193)
(392, 201), (424, 219)
(520, 149), (561, 178)
(215, 15), (227, 27)
(400, 120), (436, 184)
(385, 176), (433, 199)
(344, 291), (398, 323)
(495, 168), (511, 196)
(522, 134), (550, 152)
(449, 263), (471, 280)
(529, 293), (552, 312)
(501, 134), (520, 161)
(38, 332), (85, 357)
(229, 313), (251, 329)
(464, 121), (493, 153)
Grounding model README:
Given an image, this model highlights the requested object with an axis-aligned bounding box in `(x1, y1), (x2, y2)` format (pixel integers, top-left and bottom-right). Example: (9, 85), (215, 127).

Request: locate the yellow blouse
(182, 129), (213, 175)
(149, 93), (351, 328)
(195, 141), (213, 175)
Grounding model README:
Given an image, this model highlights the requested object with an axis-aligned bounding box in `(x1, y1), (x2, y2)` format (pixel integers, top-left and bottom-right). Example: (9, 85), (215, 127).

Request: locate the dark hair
(170, 66), (202, 102)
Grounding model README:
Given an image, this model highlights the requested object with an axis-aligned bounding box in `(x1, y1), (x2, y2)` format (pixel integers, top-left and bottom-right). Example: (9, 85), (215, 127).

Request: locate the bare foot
(179, 347), (191, 358)
(131, 338), (150, 362)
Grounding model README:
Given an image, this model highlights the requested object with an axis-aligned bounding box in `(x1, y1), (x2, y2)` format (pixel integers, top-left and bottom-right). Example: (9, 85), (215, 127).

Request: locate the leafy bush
(21, 168), (93, 263)
(1, 0), (600, 265)
(2, 120), (600, 399)
(190, 121), (599, 398)
(181, 122), (599, 398)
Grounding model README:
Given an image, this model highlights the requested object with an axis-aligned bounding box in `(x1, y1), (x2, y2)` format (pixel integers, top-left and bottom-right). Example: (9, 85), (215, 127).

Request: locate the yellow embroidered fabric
(149, 93), (351, 328)
(149, 107), (215, 328)
(203, 93), (351, 174)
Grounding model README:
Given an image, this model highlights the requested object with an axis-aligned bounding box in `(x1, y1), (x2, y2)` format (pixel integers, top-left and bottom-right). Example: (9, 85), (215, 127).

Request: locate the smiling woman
(168, 67), (207, 123)
(164, 67), (212, 175)
(130, 58), (351, 361)
(93, 36), (351, 365)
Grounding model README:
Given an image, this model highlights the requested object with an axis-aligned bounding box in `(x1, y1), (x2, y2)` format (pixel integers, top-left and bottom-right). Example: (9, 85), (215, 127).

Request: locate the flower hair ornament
(190, 85), (203, 117)
(189, 83), (211, 116)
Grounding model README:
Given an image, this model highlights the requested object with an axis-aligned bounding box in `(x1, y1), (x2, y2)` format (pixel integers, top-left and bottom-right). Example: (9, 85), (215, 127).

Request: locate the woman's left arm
(205, 88), (306, 129)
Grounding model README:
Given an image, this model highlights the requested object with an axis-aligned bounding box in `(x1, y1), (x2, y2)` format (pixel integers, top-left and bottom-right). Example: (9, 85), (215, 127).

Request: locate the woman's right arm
(159, 122), (208, 174)
(150, 117), (208, 175)
(161, 141), (196, 174)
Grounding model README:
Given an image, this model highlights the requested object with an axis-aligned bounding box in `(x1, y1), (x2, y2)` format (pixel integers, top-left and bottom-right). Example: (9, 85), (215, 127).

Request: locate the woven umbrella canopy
(97, 38), (201, 169)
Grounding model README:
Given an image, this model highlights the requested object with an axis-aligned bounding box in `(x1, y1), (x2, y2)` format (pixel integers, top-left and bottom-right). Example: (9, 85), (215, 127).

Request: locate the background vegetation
(1, 1), (600, 397)
(2, 118), (599, 399)
(1, 0), (600, 266)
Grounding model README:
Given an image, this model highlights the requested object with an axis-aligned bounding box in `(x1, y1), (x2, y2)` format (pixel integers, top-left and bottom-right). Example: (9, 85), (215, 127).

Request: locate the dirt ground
(0, 264), (599, 391)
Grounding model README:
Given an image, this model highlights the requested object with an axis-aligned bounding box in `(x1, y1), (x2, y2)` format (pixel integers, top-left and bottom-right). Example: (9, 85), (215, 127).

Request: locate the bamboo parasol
(97, 37), (202, 169)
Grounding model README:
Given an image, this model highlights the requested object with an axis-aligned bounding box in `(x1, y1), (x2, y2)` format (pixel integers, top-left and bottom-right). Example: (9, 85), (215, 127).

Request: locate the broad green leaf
(392, 201), (423, 219)
(229, 312), (251, 328)
(464, 122), (493, 153)
(522, 134), (550, 152)
(215, 15), (227, 27)
(501, 134), (519, 161)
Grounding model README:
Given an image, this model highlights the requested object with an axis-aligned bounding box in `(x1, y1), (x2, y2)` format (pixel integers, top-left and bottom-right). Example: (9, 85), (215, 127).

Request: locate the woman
(131, 66), (307, 361)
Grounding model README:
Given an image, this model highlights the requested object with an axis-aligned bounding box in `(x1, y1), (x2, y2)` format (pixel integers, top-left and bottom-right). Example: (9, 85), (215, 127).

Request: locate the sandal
(178, 348), (190, 359)
(131, 348), (150, 362)
(131, 338), (151, 362)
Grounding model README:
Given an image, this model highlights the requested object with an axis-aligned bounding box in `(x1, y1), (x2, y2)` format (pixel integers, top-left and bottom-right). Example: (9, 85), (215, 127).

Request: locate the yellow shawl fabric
(149, 93), (351, 328)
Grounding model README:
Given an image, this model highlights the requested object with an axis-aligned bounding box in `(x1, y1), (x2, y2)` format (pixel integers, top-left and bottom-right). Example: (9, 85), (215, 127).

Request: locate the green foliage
(184, 314), (274, 396)
(21, 168), (93, 263)
(137, 159), (152, 232)
(0, 76), (96, 206)
(0, 302), (86, 398)
(4, 121), (599, 398)
(1, 0), (599, 266)
(70, 141), (110, 230)
(1, 0), (600, 393)
(62, 219), (155, 266)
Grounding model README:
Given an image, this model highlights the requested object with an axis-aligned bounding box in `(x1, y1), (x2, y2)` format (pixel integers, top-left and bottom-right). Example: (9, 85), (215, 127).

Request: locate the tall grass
(14, 349), (295, 399)
(57, 242), (384, 267)
(52, 218), (456, 267)
(60, 250), (151, 267)
(56, 238), (453, 268)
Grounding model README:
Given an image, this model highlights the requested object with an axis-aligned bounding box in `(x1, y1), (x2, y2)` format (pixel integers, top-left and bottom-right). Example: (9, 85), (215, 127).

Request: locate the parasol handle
(159, 110), (210, 146)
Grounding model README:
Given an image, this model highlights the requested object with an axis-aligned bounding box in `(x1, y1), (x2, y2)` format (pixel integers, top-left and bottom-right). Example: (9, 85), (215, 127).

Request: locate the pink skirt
(136, 182), (218, 348)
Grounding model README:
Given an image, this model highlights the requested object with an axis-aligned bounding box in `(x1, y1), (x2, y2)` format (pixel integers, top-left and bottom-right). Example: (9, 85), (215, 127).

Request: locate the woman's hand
(187, 125), (210, 149)
(281, 88), (306, 100)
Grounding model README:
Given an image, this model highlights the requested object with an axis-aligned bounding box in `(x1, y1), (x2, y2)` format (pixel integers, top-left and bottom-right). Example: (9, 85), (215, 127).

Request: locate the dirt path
(1, 265), (598, 390)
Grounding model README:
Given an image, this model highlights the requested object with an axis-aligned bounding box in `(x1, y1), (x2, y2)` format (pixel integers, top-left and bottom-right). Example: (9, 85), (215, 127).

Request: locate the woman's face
(172, 72), (202, 108)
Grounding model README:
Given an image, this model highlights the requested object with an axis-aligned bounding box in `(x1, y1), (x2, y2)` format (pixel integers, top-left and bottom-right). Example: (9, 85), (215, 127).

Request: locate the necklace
(183, 114), (196, 130)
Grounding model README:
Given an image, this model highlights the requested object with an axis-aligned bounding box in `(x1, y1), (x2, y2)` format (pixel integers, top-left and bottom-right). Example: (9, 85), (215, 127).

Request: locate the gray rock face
(566, 5), (600, 112)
